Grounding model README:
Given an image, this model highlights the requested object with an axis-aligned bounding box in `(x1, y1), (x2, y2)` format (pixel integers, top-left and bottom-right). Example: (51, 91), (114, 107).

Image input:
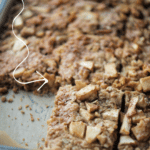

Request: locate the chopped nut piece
(140, 76), (150, 92)
(102, 109), (120, 122)
(8, 98), (13, 103)
(75, 80), (87, 91)
(76, 84), (98, 101)
(119, 135), (137, 146)
(85, 126), (101, 143)
(79, 61), (94, 71)
(18, 105), (22, 110)
(132, 118), (150, 141)
(1, 96), (6, 102)
(126, 97), (138, 117)
(120, 115), (131, 135)
(86, 102), (99, 113)
(69, 121), (86, 138)
(80, 108), (94, 121)
(105, 63), (118, 78)
(132, 110), (146, 124)
(14, 16), (23, 29)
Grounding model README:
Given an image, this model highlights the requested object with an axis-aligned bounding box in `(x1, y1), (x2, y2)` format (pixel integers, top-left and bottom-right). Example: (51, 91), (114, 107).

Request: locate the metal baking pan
(0, 0), (14, 27)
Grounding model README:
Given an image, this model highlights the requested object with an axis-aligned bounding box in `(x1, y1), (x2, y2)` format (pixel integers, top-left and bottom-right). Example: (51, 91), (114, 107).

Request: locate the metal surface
(0, 0), (14, 27)
(0, 90), (55, 149)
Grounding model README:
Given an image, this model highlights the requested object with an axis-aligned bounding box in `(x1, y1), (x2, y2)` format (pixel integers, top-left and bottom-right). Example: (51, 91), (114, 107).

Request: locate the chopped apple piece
(102, 109), (120, 122)
(13, 68), (26, 78)
(14, 16), (23, 29)
(104, 63), (118, 78)
(131, 118), (150, 141)
(76, 84), (98, 101)
(86, 102), (99, 113)
(13, 39), (28, 52)
(120, 115), (131, 135)
(140, 76), (150, 92)
(69, 121), (86, 138)
(85, 126), (101, 143)
(97, 133), (107, 145)
(79, 61), (94, 71)
(126, 97), (138, 117)
(132, 110), (146, 124)
(137, 96), (148, 108)
(119, 135), (137, 146)
(80, 108), (94, 121)
(22, 10), (33, 20)
(75, 80), (87, 91)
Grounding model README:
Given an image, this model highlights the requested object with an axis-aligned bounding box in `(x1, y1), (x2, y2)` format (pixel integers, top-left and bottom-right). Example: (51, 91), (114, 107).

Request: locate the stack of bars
(0, 0), (150, 149)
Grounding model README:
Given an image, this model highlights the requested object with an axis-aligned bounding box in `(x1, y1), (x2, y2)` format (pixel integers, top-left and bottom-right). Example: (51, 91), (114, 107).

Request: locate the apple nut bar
(0, 0), (150, 149)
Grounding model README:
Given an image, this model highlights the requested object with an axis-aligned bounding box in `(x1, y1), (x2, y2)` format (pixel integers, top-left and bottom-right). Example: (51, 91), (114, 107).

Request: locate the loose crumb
(23, 138), (25, 141)
(41, 125), (44, 127)
(41, 138), (45, 142)
(8, 126), (10, 128)
(8, 115), (10, 117)
(25, 104), (29, 108)
(21, 110), (25, 114)
(18, 105), (22, 110)
(37, 143), (40, 148)
(25, 143), (28, 146)
(1, 96), (6, 102)
(46, 105), (49, 108)
(12, 108), (13, 110)
(0, 87), (8, 94)
(20, 98), (23, 102)
(12, 87), (18, 93)
(12, 94), (15, 98)
(37, 118), (40, 121)
(8, 98), (13, 103)
(30, 113), (34, 122)
(21, 123), (23, 126)
(39, 145), (43, 149)
(51, 106), (53, 108)
(15, 117), (17, 120)
(29, 107), (32, 110)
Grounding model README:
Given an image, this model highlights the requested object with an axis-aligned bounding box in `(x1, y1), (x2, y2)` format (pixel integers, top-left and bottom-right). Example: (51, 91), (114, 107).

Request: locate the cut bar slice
(44, 85), (124, 150)
(118, 91), (150, 150)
